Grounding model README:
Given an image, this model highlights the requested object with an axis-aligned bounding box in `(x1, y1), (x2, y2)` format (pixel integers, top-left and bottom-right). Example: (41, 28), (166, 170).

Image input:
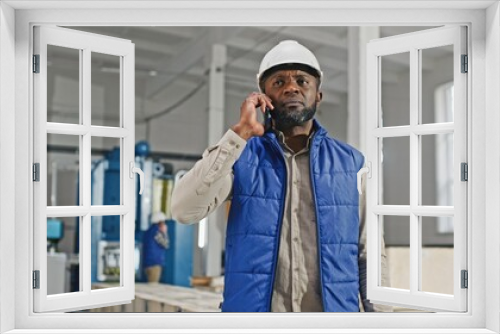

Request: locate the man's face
(263, 69), (322, 130)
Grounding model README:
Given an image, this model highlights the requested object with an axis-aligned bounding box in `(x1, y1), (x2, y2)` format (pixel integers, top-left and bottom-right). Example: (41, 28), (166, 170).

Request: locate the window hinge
(33, 270), (40, 289)
(461, 162), (468, 181)
(461, 54), (468, 73)
(33, 163), (40, 182)
(33, 54), (40, 73)
(461, 270), (468, 289)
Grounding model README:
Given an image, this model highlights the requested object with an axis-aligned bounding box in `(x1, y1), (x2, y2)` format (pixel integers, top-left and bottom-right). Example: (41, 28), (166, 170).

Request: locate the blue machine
(89, 142), (194, 287)
(47, 218), (64, 245)
(162, 219), (193, 287)
(102, 148), (121, 241)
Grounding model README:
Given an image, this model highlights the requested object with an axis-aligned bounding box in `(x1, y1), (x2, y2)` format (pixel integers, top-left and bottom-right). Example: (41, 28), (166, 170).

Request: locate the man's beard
(272, 104), (317, 131)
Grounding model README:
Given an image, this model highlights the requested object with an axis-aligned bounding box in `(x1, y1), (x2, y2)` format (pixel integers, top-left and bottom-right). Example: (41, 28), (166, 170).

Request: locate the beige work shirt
(171, 129), (392, 312)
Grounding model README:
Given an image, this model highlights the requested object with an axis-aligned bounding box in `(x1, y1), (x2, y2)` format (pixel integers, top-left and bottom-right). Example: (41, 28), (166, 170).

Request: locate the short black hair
(259, 63), (321, 92)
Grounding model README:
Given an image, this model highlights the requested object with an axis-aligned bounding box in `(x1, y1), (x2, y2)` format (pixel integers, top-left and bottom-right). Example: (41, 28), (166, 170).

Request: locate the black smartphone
(264, 107), (272, 132)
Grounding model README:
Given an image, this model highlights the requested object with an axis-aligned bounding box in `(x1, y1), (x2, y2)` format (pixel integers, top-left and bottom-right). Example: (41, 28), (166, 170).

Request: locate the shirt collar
(273, 126), (316, 152)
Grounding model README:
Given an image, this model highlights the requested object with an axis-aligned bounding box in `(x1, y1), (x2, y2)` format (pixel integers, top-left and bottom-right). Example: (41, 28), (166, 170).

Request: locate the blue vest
(222, 120), (364, 312)
(142, 224), (166, 267)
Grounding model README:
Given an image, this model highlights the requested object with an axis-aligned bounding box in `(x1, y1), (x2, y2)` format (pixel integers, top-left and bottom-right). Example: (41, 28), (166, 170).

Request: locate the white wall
(0, 2), (16, 332)
(485, 2), (500, 332)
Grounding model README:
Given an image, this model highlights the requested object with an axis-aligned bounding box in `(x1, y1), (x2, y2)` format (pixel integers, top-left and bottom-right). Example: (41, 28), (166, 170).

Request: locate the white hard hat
(257, 40), (323, 91)
(151, 212), (167, 223)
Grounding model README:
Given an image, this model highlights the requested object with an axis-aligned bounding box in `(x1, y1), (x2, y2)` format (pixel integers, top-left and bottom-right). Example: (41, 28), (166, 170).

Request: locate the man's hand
(158, 222), (167, 234)
(232, 92), (274, 141)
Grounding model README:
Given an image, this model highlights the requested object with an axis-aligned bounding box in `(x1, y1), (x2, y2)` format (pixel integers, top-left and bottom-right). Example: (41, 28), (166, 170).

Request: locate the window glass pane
(421, 45), (454, 124)
(381, 215), (410, 290)
(91, 137), (121, 206)
(47, 216), (81, 295)
(47, 45), (80, 124)
(47, 134), (80, 206)
(92, 215), (121, 290)
(380, 137), (410, 205)
(92, 52), (121, 127)
(421, 133), (454, 206)
(421, 216), (454, 294)
(380, 52), (410, 127)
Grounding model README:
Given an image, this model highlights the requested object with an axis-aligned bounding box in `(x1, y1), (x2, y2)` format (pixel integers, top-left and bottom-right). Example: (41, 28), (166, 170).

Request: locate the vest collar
(264, 118), (327, 143)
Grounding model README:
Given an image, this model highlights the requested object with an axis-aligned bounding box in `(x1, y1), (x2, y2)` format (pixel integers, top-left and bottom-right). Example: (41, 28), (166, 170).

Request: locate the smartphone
(264, 107), (272, 132)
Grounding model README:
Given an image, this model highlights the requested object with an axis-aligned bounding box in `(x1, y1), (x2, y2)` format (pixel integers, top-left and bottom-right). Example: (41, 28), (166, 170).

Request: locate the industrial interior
(45, 26), (455, 312)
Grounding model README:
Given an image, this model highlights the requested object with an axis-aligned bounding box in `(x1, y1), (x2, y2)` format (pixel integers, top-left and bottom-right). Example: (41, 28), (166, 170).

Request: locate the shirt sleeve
(170, 129), (247, 224)
(358, 173), (394, 312)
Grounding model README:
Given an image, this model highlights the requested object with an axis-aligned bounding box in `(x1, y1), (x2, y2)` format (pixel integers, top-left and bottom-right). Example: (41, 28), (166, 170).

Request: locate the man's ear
(316, 91), (323, 103)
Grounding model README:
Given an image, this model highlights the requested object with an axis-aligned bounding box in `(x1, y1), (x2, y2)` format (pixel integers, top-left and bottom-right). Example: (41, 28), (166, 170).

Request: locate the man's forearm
(171, 129), (246, 224)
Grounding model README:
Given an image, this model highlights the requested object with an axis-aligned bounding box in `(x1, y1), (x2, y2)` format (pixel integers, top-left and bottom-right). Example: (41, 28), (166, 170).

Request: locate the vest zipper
(265, 135), (288, 312)
(309, 135), (327, 311)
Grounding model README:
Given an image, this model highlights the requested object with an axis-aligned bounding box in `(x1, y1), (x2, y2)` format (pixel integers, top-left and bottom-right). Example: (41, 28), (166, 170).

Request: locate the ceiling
(55, 26), (445, 120)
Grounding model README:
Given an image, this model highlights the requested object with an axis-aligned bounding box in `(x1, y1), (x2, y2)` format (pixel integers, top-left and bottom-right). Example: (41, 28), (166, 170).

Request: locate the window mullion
(46, 123), (87, 135)
(82, 214), (91, 293)
(90, 205), (128, 216)
(82, 47), (92, 294)
(409, 47), (419, 294)
(122, 48), (135, 292)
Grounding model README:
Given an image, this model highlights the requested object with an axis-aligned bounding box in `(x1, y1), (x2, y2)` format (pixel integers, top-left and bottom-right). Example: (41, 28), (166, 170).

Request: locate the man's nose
(283, 80), (299, 94)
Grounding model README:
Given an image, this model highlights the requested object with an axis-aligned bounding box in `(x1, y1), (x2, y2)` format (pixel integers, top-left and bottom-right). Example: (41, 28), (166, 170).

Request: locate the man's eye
(297, 78), (308, 85)
(273, 80), (284, 86)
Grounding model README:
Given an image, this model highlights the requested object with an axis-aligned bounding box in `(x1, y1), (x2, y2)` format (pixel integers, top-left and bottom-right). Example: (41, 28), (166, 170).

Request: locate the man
(143, 211), (170, 284)
(171, 40), (390, 312)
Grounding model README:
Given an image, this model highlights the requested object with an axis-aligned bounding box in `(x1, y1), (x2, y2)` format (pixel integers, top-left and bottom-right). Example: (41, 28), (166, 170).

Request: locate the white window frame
(366, 26), (467, 312)
(33, 25), (136, 313)
(1, 1), (498, 333)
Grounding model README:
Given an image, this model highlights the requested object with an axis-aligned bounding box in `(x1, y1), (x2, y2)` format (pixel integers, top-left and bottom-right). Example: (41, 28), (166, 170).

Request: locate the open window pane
(34, 25), (135, 313)
(382, 215), (410, 290)
(366, 26), (466, 312)
(92, 52), (121, 127)
(92, 215), (122, 289)
(47, 45), (81, 124)
(421, 45), (454, 124)
(380, 136), (410, 205)
(421, 216), (454, 294)
(47, 134), (81, 206)
(91, 137), (121, 205)
(381, 52), (410, 127)
(47, 216), (81, 295)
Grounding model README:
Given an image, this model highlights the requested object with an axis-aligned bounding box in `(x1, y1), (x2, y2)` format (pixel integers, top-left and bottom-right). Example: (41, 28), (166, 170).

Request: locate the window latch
(129, 162), (145, 195)
(357, 162), (372, 195)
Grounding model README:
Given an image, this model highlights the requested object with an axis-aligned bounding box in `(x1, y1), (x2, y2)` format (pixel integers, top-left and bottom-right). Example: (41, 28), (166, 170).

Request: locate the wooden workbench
(90, 282), (222, 313)
(90, 281), (417, 313)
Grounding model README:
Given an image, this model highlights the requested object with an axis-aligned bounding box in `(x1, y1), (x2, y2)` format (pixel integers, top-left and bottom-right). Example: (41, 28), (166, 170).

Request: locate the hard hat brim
(257, 63), (323, 92)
